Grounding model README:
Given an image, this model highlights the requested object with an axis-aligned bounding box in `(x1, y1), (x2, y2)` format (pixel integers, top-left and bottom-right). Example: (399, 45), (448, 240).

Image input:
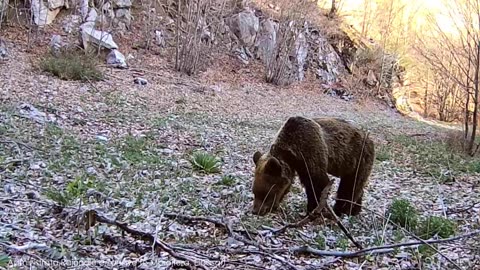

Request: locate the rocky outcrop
(254, 18), (277, 65)
(227, 8), (259, 49)
(31, 0), (62, 26)
(225, 8), (348, 87)
(308, 32), (345, 84)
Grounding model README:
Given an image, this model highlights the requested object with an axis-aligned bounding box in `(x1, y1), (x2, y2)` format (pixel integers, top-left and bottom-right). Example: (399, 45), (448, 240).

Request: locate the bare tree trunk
(468, 43), (480, 156)
(329, 0), (337, 18)
(424, 72), (429, 117)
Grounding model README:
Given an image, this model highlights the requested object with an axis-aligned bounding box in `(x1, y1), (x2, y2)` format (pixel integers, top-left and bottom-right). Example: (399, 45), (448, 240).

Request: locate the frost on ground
(1, 48), (480, 270)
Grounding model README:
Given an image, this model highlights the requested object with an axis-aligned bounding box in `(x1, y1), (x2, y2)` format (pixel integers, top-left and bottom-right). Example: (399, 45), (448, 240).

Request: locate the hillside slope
(1, 41), (480, 269)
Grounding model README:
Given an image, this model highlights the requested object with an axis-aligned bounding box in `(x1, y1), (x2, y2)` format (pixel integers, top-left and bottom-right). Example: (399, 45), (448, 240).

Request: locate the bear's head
(251, 151), (292, 216)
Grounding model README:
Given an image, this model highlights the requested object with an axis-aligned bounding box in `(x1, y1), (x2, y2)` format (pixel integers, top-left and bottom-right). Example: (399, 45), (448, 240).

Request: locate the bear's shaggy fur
(251, 116), (375, 217)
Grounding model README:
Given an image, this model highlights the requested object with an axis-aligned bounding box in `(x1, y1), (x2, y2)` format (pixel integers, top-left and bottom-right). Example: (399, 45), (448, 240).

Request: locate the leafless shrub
(173, 0), (233, 76)
(264, 0), (317, 86)
(445, 129), (467, 154)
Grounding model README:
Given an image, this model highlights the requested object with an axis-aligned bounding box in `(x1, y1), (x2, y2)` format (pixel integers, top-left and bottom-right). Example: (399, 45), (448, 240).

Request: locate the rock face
(294, 31), (308, 81)
(31, 0), (61, 26)
(255, 18), (277, 65)
(225, 8), (348, 87)
(112, 0), (133, 30)
(61, 15), (82, 34)
(228, 8), (259, 48)
(308, 31), (345, 84)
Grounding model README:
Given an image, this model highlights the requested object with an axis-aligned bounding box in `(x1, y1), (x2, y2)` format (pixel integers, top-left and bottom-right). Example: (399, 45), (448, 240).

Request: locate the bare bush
(445, 130), (467, 154)
(173, 0), (233, 76)
(263, 0), (318, 86)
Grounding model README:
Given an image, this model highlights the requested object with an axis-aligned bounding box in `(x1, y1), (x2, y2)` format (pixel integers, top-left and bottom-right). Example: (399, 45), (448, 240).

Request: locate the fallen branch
(0, 242), (54, 270)
(260, 181), (363, 249)
(102, 234), (150, 255)
(272, 229), (480, 258)
(260, 184), (332, 236)
(0, 242), (48, 251)
(216, 248), (300, 270)
(334, 198), (463, 269)
(447, 202), (480, 215)
(325, 204), (363, 249)
(0, 139), (38, 151)
(86, 209), (209, 270)
(162, 212), (298, 269)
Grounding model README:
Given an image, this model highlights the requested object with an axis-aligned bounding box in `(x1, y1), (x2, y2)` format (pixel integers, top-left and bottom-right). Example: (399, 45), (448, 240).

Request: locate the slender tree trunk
(424, 72), (429, 117)
(329, 0), (337, 18)
(469, 43), (480, 156)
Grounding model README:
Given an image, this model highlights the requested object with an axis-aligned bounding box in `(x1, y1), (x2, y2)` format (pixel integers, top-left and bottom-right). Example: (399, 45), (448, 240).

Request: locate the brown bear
(251, 116), (375, 217)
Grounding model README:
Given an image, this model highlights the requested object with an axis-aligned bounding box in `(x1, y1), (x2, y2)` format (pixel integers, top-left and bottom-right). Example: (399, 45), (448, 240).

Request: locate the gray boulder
(49, 34), (64, 56)
(80, 24), (118, 50)
(106, 49), (127, 69)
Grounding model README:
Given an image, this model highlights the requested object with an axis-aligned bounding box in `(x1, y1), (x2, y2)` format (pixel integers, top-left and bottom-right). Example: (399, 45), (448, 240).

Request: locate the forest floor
(1, 42), (480, 270)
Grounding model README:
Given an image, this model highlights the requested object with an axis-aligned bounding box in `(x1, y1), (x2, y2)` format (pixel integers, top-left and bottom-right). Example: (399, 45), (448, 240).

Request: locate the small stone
(0, 38), (8, 59)
(106, 49), (127, 69)
(134, 77), (148, 85)
(25, 191), (40, 200)
(86, 167), (97, 175)
(96, 135), (109, 141)
(113, 0), (132, 8)
(155, 30), (165, 47)
(49, 34), (64, 56)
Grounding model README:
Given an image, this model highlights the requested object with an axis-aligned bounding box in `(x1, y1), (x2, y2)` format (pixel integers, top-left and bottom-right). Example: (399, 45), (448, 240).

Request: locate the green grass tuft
(216, 175), (236, 186)
(418, 216), (456, 239)
(387, 198), (419, 230)
(190, 151), (221, 173)
(39, 50), (103, 81)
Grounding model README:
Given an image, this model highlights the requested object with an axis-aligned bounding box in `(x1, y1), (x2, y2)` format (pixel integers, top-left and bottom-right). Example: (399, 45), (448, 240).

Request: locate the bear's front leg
(303, 172), (332, 214)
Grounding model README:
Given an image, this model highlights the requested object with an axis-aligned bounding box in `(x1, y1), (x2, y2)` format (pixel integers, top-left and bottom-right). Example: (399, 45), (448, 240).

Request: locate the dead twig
(260, 180), (333, 236)
(264, 171), (362, 249)
(0, 139), (38, 150)
(325, 204), (363, 249)
(447, 202), (480, 215)
(271, 229), (480, 258)
(0, 242), (54, 270)
(86, 209), (208, 269)
(334, 198), (465, 269)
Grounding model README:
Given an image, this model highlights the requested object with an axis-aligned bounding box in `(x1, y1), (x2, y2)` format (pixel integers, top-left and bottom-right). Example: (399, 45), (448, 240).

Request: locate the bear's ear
(253, 151), (262, 165)
(264, 157), (282, 176)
